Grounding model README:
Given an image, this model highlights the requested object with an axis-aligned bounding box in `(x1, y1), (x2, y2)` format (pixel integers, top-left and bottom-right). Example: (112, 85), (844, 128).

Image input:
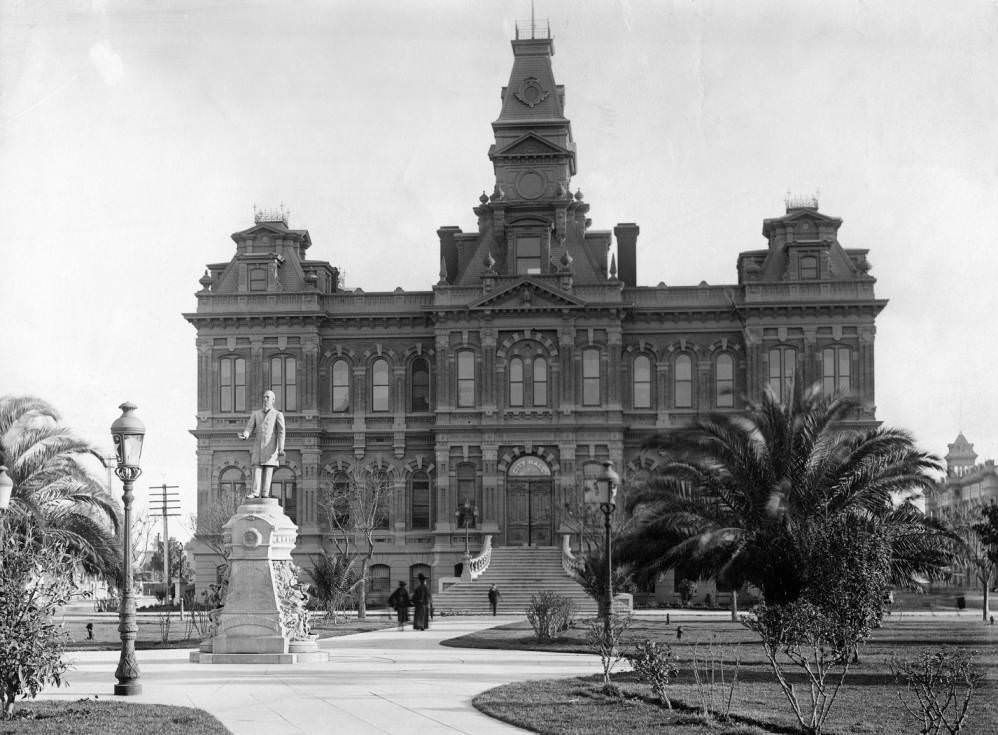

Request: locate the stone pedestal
(191, 497), (328, 664)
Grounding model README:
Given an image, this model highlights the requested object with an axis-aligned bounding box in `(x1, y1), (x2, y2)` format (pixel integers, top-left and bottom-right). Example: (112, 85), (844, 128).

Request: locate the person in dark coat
(411, 573), (432, 631)
(488, 584), (501, 615)
(387, 581), (411, 630)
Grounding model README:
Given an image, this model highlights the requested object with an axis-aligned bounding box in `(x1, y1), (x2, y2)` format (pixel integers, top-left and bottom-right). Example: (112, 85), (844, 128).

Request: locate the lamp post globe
(110, 402), (145, 696)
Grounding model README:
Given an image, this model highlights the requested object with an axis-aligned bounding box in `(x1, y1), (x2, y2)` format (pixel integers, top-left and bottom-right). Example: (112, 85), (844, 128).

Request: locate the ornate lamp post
(455, 499), (479, 556)
(110, 402), (145, 696)
(586, 461), (619, 640)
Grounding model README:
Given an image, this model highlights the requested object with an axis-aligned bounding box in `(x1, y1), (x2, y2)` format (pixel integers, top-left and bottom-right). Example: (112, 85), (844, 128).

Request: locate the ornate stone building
(185, 29), (885, 601)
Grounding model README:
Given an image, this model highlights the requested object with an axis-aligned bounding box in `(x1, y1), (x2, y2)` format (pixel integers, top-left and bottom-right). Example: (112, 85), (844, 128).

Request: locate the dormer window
(799, 255), (818, 280)
(249, 267), (268, 291)
(515, 235), (542, 275)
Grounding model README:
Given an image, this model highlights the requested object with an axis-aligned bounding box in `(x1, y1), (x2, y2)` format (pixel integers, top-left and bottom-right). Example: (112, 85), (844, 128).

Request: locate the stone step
(434, 546), (597, 615)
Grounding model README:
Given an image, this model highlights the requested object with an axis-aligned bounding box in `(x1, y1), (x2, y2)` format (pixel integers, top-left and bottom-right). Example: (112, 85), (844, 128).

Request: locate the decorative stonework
(514, 76), (550, 108)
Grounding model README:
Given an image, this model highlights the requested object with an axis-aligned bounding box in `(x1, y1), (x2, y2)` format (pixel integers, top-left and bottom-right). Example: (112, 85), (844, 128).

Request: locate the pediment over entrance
(469, 278), (585, 312)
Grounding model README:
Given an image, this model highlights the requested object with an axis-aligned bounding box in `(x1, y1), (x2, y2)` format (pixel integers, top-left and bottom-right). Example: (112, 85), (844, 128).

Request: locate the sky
(2, 0), (997, 537)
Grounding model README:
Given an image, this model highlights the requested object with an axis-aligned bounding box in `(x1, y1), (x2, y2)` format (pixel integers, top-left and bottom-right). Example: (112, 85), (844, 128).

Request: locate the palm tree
(0, 395), (122, 581)
(616, 384), (951, 611)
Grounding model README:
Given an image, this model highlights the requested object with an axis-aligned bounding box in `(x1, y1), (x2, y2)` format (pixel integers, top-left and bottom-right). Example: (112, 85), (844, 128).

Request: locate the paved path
(42, 616), (603, 735)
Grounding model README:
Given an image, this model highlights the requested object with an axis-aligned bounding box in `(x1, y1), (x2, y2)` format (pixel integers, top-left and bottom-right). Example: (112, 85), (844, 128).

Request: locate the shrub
(0, 528), (75, 719)
(586, 614), (631, 695)
(630, 639), (679, 708)
(891, 648), (983, 735)
(524, 591), (577, 641)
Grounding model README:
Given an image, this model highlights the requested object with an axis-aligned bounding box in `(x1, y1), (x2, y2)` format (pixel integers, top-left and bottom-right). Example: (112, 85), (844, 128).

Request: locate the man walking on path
(412, 573), (432, 630)
(488, 584), (501, 616)
(387, 581), (411, 630)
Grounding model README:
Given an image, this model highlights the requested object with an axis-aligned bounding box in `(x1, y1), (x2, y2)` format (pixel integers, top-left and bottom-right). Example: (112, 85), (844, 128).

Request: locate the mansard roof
(230, 221), (312, 251)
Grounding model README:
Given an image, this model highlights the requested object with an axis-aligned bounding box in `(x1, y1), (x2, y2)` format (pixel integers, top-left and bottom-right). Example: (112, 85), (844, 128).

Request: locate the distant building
(927, 433), (998, 518)
(185, 25), (885, 604)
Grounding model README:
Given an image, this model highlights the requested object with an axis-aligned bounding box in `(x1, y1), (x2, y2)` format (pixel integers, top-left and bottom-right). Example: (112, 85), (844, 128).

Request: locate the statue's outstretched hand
(238, 431), (248, 440)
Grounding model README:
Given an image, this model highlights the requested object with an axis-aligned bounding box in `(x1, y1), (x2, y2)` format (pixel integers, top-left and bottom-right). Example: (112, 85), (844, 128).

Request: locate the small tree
(524, 591), (577, 641)
(938, 505), (996, 622)
(309, 552), (361, 621)
(744, 515), (891, 735)
(586, 614), (631, 695)
(318, 466), (394, 619)
(0, 526), (76, 719)
(191, 484), (243, 568)
(631, 639), (680, 708)
(891, 648), (983, 735)
(972, 503), (998, 620)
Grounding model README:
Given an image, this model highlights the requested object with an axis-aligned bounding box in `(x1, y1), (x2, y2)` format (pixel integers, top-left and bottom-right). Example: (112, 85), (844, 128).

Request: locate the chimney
(437, 226), (462, 284)
(614, 223), (639, 287)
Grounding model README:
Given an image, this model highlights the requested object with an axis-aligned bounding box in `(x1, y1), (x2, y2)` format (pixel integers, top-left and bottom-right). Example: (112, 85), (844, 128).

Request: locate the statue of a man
(238, 390), (285, 498)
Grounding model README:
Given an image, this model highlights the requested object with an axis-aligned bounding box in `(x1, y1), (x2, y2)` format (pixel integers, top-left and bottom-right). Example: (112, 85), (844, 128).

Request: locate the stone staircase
(433, 546), (598, 616)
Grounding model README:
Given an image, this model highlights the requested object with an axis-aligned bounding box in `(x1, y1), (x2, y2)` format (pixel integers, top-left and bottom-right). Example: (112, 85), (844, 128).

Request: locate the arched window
(674, 354), (693, 408)
(368, 564), (390, 600)
(322, 470), (351, 530)
(582, 348), (600, 406)
(410, 471), (431, 529)
(457, 350), (476, 407)
(633, 354), (651, 409)
(218, 467), (245, 500)
(411, 357), (430, 412)
(768, 346), (796, 403)
(372, 358), (390, 412)
(272, 467), (297, 523)
(331, 359), (350, 412)
(822, 346), (851, 395)
(218, 356), (246, 413)
(533, 356), (548, 407)
(715, 353), (734, 408)
(456, 463), (478, 527)
(372, 469), (390, 529)
(800, 255), (818, 280)
(509, 357), (524, 407)
(270, 355), (297, 411)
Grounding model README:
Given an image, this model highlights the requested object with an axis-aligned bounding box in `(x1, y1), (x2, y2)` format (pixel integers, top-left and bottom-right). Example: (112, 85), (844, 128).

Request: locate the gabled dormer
(738, 198), (873, 284)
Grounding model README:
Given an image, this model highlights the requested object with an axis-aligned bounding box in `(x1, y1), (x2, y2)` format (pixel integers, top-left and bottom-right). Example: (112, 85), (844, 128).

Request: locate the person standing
(488, 584), (501, 615)
(411, 573), (432, 631)
(387, 581), (411, 630)
(237, 390), (286, 498)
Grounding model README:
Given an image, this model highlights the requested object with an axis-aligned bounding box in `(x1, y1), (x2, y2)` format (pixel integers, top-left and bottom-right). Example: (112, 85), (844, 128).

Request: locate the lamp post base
(113, 682), (142, 696)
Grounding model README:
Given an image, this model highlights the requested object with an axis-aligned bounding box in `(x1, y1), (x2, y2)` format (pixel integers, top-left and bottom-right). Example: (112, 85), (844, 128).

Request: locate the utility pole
(149, 483), (181, 601)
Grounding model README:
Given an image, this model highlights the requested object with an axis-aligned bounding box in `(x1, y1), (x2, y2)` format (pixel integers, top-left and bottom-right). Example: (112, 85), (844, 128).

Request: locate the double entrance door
(506, 478), (553, 546)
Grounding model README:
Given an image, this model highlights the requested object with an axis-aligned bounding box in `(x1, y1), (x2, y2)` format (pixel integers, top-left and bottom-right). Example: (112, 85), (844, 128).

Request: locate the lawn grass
(459, 615), (998, 734)
(62, 613), (394, 651)
(0, 700), (230, 734)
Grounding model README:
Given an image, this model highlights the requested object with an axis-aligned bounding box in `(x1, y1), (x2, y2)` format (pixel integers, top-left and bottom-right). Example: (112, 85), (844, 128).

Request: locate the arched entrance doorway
(505, 455), (553, 546)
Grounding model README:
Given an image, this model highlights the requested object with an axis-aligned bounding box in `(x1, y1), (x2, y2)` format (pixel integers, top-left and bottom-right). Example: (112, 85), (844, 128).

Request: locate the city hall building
(185, 28), (885, 602)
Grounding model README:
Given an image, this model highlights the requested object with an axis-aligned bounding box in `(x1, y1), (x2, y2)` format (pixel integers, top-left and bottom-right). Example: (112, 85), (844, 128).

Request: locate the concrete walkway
(41, 616), (604, 735)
